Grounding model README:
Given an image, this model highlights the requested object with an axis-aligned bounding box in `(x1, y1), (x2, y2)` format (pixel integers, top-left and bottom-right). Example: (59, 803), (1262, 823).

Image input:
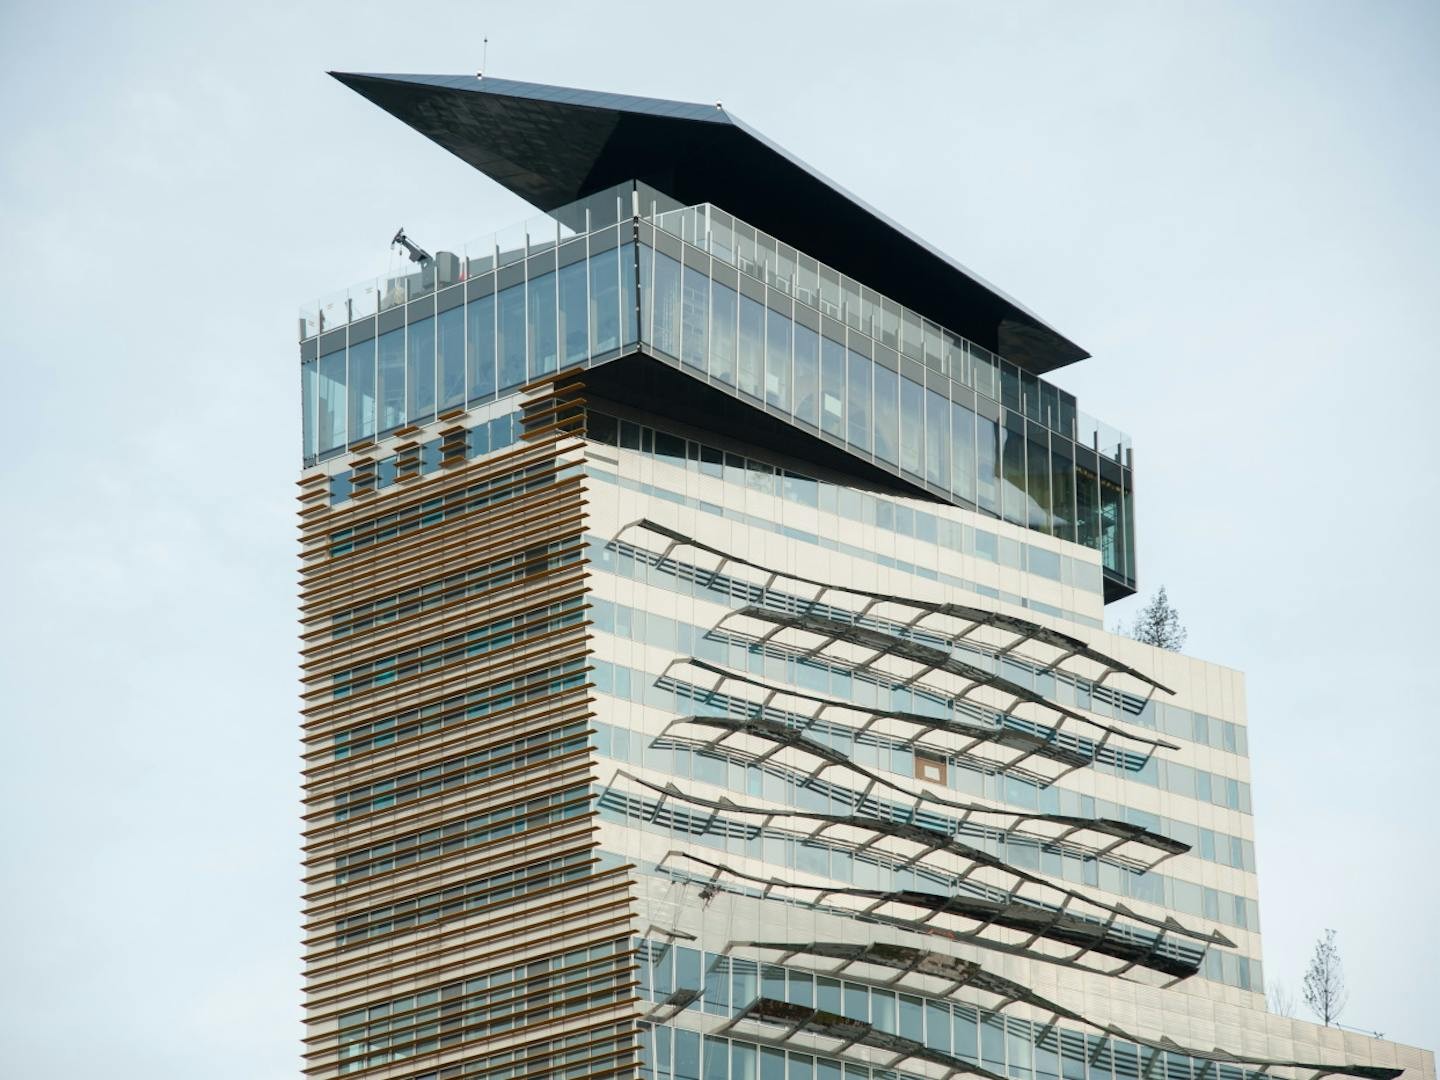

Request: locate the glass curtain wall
(300, 198), (637, 461)
(634, 213), (1134, 590)
(300, 184), (1134, 589)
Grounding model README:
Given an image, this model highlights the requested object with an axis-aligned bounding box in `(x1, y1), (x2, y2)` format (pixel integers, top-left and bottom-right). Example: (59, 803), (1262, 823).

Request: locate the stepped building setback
(296, 73), (1434, 1080)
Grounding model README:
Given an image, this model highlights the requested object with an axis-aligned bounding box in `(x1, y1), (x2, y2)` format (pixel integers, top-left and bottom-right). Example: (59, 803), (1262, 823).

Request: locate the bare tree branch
(1303, 928), (1348, 1026)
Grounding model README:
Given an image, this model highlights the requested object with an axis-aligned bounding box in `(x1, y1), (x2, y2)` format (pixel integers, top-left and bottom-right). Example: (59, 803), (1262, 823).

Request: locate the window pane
(301, 357), (317, 459)
(1027, 424), (1052, 533)
(794, 323), (819, 426)
(926, 1002), (951, 1052)
(925, 388), (949, 489)
(898, 995), (923, 1041)
(704, 955), (730, 1014)
(621, 242), (639, 346)
(1076, 455), (1099, 547)
(765, 305), (792, 410)
(982, 1013), (1007, 1071)
(438, 305), (465, 410)
(954, 1008), (979, 1062)
(527, 270), (557, 377)
(1122, 468), (1135, 583)
(681, 265), (708, 372)
(951, 400), (976, 504)
(377, 327), (405, 433)
(651, 250), (681, 358)
(977, 413), (1000, 514)
(710, 280), (737, 384)
(1100, 469), (1122, 573)
(733, 1043), (757, 1080)
(406, 316), (435, 424)
(872, 990), (896, 1033)
(590, 247), (620, 356)
(497, 284), (526, 391)
(318, 348), (346, 453)
(821, 335), (845, 437)
(347, 338), (376, 442)
(1051, 440), (1075, 542)
(842, 983), (868, 1022)
(899, 377), (924, 476)
(466, 293), (496, 404)
(675, 1029), (700, 1080)
(558, 259), (588, 368)
(872, 364), (898, 465)
(846, 348), (870, 451)
(704, 1037), (728, 1080)
(738, 294), (764, 397)
(1001, 414), (1027, 525)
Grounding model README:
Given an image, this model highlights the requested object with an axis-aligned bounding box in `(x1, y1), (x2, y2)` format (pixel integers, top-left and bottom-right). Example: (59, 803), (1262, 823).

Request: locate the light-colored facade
(298, 73), (1435, 1080)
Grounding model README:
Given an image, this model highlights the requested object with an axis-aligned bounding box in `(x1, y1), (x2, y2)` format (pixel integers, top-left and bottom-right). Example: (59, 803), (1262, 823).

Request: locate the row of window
(592, 716), (1256, 888)
(602, 790), (1205, 973)
(642, 1023), (922, 1080)
(336, 940), (629, 1073)
(326, 537), (578, 640)
(642, 944), (1264, 1052)
(300, 225), (638, 462)
(333, 851), (592, 948)
(646, 673), (1257, 878)
(590, 411), (1105, 596)
(592, 526), (1246, 756)
(330, 659), (587, 760)
(598, 772), (1256, 949)
(635, 233), (1134, 582)
(327, 456), (569, 559)
(331, 722), (587, 822)
(328, 596), (584, 700)
(333, 785), (589, 885)
(592, 599), (1254, 814)
(638, 946), (1262, 1080)
(597, 536), (1138, 739)
(393, 1021), (634, 1080)
(326, 411), (522, 507)
(301, 221), (1133, 579)
(592, 589), (1144, 775)
(587, 466), (1101, 636)
(650, 200), (1099, 449)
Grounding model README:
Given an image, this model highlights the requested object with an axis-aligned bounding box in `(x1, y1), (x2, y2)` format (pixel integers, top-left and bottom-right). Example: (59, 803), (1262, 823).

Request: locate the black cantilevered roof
(331, 72), (1089, 374)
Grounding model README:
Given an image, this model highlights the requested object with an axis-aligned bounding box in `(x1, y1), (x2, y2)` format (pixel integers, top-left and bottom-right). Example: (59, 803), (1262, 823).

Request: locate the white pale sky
(2, 1), (1436, 1075)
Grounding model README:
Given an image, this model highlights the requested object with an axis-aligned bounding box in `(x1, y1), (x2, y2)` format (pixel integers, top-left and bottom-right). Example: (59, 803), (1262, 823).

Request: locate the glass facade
(635, 205), (1135, 589)
(635, 945), (1266, 1080)
(300, 180), (1135, 596)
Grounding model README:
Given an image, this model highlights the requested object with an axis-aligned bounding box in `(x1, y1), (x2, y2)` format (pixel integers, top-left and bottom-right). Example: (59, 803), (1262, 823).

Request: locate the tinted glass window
(466, 294), (495, 404)
(710, 280), (737, 385)
(437, 305), (464, 410)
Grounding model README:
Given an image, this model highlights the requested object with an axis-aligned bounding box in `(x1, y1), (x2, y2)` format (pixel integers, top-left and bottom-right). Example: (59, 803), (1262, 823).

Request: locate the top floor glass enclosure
(299, 181), (1136, 595)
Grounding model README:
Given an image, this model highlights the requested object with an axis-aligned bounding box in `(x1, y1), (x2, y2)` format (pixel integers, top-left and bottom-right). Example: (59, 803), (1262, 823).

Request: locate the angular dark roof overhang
(331, 71), (1089, 375)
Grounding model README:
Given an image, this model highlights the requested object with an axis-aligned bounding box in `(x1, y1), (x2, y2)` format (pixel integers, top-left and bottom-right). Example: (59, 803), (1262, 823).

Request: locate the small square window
(915, 752), (947, 785)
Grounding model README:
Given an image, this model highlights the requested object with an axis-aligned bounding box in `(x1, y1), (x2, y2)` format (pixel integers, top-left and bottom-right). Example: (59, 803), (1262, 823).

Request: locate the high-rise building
(297, 74), (1433, 1080)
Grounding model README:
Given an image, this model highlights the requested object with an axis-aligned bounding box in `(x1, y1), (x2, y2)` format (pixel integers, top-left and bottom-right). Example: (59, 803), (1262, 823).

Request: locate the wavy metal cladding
(329, 71), (1088, 375)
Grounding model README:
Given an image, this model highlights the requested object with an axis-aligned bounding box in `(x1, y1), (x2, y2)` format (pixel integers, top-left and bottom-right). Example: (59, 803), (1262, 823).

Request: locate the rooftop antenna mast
(478, 37), (488, 78)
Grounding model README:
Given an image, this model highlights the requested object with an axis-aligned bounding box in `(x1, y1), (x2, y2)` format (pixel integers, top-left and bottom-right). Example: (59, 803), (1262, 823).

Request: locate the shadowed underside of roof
(331, 71), (1089, 375)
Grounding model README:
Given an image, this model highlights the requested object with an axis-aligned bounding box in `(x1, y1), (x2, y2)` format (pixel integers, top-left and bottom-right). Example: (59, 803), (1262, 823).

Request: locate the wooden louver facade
(298, 392), (639, 1080)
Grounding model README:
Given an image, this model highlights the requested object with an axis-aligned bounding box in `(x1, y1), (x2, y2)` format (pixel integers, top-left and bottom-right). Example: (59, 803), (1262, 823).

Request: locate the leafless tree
(1126, 586), (1188, 650)
(1268, 980), (1296, 1018)
(1302, 928), (1348, 1026)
